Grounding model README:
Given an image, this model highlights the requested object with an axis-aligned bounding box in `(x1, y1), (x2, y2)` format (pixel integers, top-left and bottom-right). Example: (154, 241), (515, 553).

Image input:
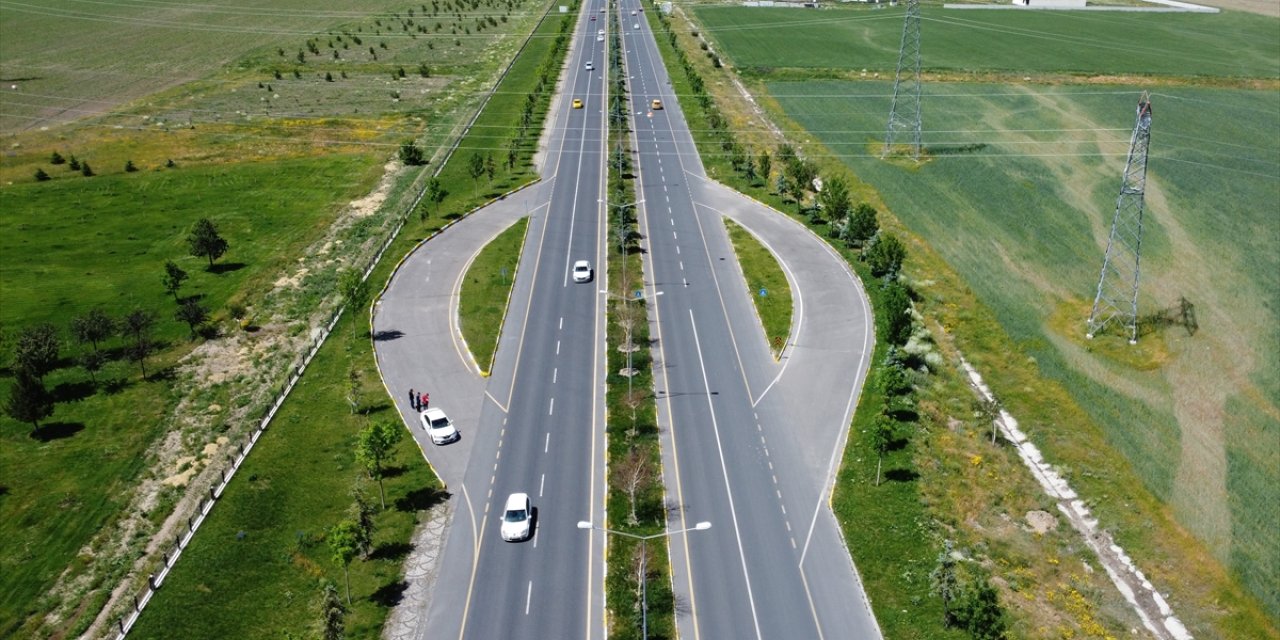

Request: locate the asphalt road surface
(374, 1), (613, 636)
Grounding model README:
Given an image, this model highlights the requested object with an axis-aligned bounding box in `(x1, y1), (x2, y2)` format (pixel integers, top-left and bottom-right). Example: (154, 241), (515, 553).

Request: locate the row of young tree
(3, 219), (232, 436)
(33, 150), (176, 182)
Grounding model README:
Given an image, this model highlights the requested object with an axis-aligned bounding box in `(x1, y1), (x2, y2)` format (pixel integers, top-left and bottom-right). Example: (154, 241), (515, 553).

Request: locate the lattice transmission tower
(882, 0), (922, 160)
(1087, 92), (1154, 343)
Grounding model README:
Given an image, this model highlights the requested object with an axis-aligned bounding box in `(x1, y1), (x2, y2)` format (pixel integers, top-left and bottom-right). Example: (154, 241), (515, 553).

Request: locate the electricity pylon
(882, 0), (922, 160)
(1087, 92), (1153, 344)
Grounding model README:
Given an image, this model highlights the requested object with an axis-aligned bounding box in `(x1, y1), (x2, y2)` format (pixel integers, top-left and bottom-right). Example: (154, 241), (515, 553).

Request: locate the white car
(631, 9), (637, 14)
(572, 260), (593, 283)
(419, 407), (458, 445)
(585, 61), (594, 71)
(597, 34), (605, 42)
(598, 28), (605, 36)
(633, 23), (640, 29)
(501, 493), (532, 541)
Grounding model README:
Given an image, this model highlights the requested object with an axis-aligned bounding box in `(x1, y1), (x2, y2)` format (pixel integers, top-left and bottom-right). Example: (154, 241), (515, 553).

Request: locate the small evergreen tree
(50, 151), (65, 165)
(399, 141), (426, 166)
(5, 371), (54, 436)
(120, 309), (157, 379)
(14, 323), (59, 382)
(930, 540), (961, 626)
(68, 155), (80, 171)
(187, 218), (229, 268)
(319, 582), (346, 640)
(174, 298), (209, 338)
(866, 233), (906, 278)
(848, 203), (879, 247)
(125, 160), (138, 172)
(34, 168), (51, 181)
(162, 260), (188, 301)
(71, 308), (115, 354)
(80, 161), (94, 177)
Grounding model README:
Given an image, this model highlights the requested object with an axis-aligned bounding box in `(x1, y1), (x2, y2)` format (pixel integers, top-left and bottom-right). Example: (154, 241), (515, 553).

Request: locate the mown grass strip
(723, 219), (792, 358)
(459, 217), (529, 374)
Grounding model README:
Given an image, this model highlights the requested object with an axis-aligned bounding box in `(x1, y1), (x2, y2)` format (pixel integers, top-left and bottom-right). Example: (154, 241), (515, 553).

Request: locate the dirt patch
(1025, 509), (1058, 535)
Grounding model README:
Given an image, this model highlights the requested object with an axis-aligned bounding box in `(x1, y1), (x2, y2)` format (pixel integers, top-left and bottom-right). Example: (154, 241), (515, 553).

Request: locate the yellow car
(572, 98), (584, 109)
(651, 99), (663, 111)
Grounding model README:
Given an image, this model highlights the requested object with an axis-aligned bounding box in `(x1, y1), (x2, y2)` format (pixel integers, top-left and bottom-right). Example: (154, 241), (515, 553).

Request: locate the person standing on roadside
(409, 388), (418, 411)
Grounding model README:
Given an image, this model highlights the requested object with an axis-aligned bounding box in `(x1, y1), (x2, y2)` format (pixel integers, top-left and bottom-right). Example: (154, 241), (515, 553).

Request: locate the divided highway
(375, 1), (881, 638)
(618, 3), (883, 638)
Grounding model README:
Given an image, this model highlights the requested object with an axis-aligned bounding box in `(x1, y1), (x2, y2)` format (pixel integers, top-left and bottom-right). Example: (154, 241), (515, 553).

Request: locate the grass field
(694, 5), (1280, 79)
(0, 0), (546, 133)
(0, 0), (559, 634)
(0, 154), (382, 638)
(681, 2), (1280, 634)
(460, 217), (529, 373)
(765, 80), (1280, 621)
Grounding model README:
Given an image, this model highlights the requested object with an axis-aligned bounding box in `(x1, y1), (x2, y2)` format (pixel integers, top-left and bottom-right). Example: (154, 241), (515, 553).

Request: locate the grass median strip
(460, 217), (530, 375)
(723, 219), (792, 359)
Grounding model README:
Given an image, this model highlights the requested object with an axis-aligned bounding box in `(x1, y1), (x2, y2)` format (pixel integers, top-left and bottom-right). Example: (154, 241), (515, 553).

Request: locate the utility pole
(1087, 92), (1154, 344)
(883, 0), (922, 160)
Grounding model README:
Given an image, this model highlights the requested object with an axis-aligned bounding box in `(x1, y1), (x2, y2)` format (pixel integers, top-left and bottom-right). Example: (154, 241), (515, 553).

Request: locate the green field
(0, 155), (382, 638)
(0, 0), (545, 132)
(0, 0), (556, 633)
(765, 80), (1280, 619)
(695, 5), (1279, 78)
(724, 219), (792, 357)
(688, 1), (1280, 630)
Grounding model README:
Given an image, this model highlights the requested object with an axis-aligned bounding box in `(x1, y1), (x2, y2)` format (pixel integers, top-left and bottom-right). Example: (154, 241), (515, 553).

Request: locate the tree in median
(613, 447), (654, 526)
(5, 371), (54, 436)
(162, 260), (189, 301)
(174, 297), (209, 338)
(356, 420), (403, 508)
(327, 519), (361, 604)
(14, 323), (60, 382)
(187, 218), (229, 269)
(71, 308), (115, 355)
(121, 309), (157, 379)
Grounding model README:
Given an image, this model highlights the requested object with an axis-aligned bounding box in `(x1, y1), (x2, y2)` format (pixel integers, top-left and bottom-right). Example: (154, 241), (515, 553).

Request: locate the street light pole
(576, 520), (712, 639)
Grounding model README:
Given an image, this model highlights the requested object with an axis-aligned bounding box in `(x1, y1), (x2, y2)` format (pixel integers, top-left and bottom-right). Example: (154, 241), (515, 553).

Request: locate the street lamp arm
(576, 521), (711, 540)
